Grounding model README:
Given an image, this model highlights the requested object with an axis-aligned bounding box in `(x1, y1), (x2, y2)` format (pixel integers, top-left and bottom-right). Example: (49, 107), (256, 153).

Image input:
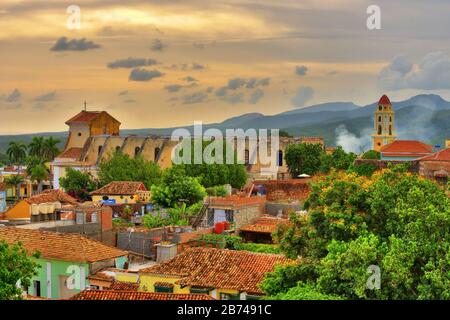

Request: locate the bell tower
(372, 94), (396, 152)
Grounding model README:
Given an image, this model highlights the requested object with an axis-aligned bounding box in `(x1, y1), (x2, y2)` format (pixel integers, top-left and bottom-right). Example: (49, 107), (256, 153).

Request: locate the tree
(285, 143), (324, 177)
(0, 241), (40, 300)
(5, 174), (25, 200)
(151, 166), (206, 207)
(25, 156), (45, 177)
(29, 165), (49, 194)
(320, 146), (356, 173)
(98, 152), (161, 190)
(6, 141), (27, 165)
(279, 130), (293, 138)
(264, 167), (450, 300)
(361, 150), (381, 160)
(43, 137), (61, 161)
(27, 137), (45, 160)
(59, 168), (97, 201)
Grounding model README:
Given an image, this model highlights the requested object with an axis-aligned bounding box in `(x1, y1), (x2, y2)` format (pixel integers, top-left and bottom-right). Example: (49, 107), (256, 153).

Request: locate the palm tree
(28, 137), (45, 160)
(6, 141), (27, 165)
(5, 174), (25, 200)
(30, 165), (49, 194)
(43, 137), (61, 161)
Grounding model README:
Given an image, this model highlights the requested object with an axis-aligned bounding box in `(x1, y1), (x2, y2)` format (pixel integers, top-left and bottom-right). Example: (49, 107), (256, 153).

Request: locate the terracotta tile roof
(239, 215), (292, 234)
(70, 290), (213, 300)
(0, 227), (128, 263)
(418, 148), (450, 162)
(140, 247), (290, 294)
(379, 94), (391, 105)
(208, 195), (265, 209)
(381, 140), (433, 157)
(91, 181), (147, 196)
(109, 281), (140, 291)
(57, 147), (83, 159)
(25, 189), (78, 205)
(65, 111), (101, 124)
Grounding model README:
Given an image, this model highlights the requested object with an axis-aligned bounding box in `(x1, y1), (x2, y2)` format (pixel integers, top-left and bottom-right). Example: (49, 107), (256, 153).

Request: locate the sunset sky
(1, 0), (450, 134)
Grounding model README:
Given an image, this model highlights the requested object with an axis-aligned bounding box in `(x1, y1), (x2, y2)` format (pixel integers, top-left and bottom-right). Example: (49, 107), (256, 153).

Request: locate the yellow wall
(115, 273), (140, 283)
(4, 200), (30, 220)
(92, 194), (139, 204)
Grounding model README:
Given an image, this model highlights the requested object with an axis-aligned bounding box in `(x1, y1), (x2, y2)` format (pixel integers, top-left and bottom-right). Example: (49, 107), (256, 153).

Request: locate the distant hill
(1, 94), (449, 155)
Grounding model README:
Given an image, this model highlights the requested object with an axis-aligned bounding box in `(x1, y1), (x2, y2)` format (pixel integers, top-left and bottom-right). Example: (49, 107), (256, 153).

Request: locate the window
(389, 125), (392, 136)
(378, 116), (381, 122)
(78, 132), (82, 137)
(220, 293), (240, 300)
(390, 116), (392, 122)
(246, 295), (262, 300)
(154, 284), (174, 293)
(378, 125), (382, 135)
(98, 145), (102, 155)
(378, 105), (382, 111)
(115, 146), (121, 153)
(225, 210), (234, 222)
(190, 287), (211, 294)
(278, 150), (283, 166)
(33, 280), (41, 297)
(244, 149), (249, 165)
(134, 147), (140, 157)
(102, 196), (109, 201)
(154, 147), (160, 160)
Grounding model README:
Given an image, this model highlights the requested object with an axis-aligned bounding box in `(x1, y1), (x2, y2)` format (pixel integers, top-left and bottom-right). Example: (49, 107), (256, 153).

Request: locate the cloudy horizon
(1, 0), (450, 134)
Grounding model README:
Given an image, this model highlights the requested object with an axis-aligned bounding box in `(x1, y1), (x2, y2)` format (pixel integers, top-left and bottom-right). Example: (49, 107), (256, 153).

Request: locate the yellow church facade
(372, 94), (396, 151)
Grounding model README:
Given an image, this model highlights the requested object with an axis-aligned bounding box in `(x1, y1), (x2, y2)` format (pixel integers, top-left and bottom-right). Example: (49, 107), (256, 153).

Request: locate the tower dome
(379, 94), (391, 105)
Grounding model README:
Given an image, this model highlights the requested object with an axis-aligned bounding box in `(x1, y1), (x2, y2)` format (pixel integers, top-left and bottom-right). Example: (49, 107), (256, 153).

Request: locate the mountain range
(1, 94), (449, 155)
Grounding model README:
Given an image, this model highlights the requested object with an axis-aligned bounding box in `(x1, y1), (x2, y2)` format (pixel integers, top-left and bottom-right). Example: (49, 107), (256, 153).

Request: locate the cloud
(227, 78), (246, 90)
(182, 76), (198, 82)
(291, 86), (314, 107)
(206, 86), (214, 93)
(123, 99), (137, 103)
(164, 84), (183, 93)
(118, 90), (128, 96)
(192, 63), (206, 70)
(215, 86), (228, 97)
(182, 91), (208, 104)
(167, 63), (206, 71)
(150, 39), (167, 51)
(5, 89), (21, 102)
(379, 52), (450, 90)
(256, 77), (271, 86)
(34, 91), (56, 102)
(128, 68), (164, 82)
(50, 37), (100, 51)
(249, 89), (264, 104)
(107, 57), (158, 69)
(295, 65), (308, 76)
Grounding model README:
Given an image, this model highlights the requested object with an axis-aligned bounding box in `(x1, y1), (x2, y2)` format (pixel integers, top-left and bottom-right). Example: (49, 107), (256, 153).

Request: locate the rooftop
(91, 181), (147, 196)
(418, 147), (450, 162)
(24, 189), (78, 205)
(379, 94), (391, 105)
(381, 140), (433, 157)
(140, 247), (291, 294)
(65, 110), (120, 125)
(0, 227), (128, 263)
(208, 195), (265, 209)
(57, 147), (83, 160)
(70, 290), (213, 300)
(239, 215), (292, 234)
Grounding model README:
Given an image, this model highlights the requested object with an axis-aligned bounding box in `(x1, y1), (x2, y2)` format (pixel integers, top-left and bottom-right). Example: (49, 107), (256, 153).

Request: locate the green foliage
(143, 211), (168, 229)
(205, 185), (228, 197)
(151, 166), (206, 207)
(4, 174), (25, 200)
(234, 242), (281, 254)
(361, 150), (381, 160)
(349, 162), (378, 177)
(268, 282), (345, 300)
(30, 164), (49, 194)
(279, 130), (293, 138)
(285, 143), (324, 177)
(98, 152), (161, 190)
(320, 146), (357, 173)
(265, 167), (450, 300)
(59, 167), (97, 200)
(27, 136), (60, 162)
(0, 241), (40, 300)
(7, 141), (27, 165)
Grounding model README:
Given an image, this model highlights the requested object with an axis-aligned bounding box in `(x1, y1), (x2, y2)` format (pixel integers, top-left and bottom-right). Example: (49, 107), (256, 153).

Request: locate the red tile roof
(140, 247), (291, 294)
(379, 94), (391, 105)
(239, 215), (292, 234)
(381, 140), (433, 157)
(91, 181), (147, 196)
(25, 189), (78, 205)
(65, 111), (120, 125)
(208, 195), (265, 209)
(0, 227), (128, 263)
(109, 281), (140, 291)
(70, 290), (213, 300)
(57, 147), (83, 159)
(419, 148), (450, 162)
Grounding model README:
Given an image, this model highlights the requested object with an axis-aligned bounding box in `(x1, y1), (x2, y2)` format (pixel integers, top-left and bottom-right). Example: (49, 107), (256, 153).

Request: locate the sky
(1, 0), (450, 134)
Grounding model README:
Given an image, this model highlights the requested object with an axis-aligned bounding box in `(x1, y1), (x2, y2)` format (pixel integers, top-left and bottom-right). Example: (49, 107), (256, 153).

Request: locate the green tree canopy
(7, 141), (27, 165)
(98, 152), (161, 190)
(59, 168), (97, 200)
(361, 150), (381, 160)
(0, 241), (40, 300)
(285, 143), (325, 177)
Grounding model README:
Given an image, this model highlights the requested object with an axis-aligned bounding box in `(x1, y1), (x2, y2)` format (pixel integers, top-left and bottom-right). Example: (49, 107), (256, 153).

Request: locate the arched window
(378, 116), (381, 122)
(154, 147), (161, 160)
(244, 149), (250, 165)
(390, 116), (392, 122)
(278, 150), (283, 166)
(115, 146), (121, 153)
(134, 147), (141, 157)
(378, 125), (382, 135)
(98, 146), (102, 155)
(389, 125), (392, 136)
(378, 106), (382, 111)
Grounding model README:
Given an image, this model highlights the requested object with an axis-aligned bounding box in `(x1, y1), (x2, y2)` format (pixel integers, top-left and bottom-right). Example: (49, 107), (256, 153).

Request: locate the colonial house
(90, 181), (150, 205)
(418, 147), (450, 182)
(2, 189), (78, 222)
(70, 290), (213, 300)
(204, 195), (266, 230)
(138, 247), (290, 300)
(0, 227), (128, 299)
(239, 215), (292, 244)
(380, 140), (434, 161)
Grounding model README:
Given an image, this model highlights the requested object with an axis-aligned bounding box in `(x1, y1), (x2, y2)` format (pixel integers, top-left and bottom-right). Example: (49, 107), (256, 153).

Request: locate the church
(372, 94), (396, 152)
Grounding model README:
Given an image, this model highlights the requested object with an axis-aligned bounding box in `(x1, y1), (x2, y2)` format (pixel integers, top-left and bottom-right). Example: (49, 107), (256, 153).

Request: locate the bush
(234, 243), (282, 254)
(205, 185), (228, 197)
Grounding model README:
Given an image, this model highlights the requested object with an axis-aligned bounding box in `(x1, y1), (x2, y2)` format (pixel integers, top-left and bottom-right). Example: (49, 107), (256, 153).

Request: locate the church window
(378, 106), (382, 111)
(378, 116), (381, 122)
(78, 132), (82, 137)
(389, 125), (392, 135)
(98, 146), (102, 155)
(135, 147), (140, 157)
(378, 125), (382, 135)
(154, 147), (161, 160)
